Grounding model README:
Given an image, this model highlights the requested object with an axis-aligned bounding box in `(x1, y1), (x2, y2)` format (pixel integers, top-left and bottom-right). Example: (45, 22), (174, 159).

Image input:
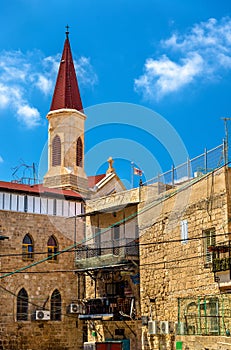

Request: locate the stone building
(138, 164), (231, 350)
(0, 29), (124, 350)
(0, 181), (85, 350)
(80, 160), (231, 350)
(2, 27), (231, 350)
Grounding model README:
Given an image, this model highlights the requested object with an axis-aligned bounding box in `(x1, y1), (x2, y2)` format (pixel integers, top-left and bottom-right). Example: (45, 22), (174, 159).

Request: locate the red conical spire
(50, 27), (83, 112)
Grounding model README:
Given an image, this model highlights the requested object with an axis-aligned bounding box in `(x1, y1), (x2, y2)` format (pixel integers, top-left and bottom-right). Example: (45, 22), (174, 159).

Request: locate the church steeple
(43, 28), (88, 194)
(50, 27), (83, 112)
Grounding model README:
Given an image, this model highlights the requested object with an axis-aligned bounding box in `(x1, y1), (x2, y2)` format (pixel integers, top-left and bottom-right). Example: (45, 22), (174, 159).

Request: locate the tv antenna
(11, 161), (38, 185)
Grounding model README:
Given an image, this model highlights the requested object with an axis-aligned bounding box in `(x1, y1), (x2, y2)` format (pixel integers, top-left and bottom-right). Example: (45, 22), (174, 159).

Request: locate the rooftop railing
(143, 143), (225, 187)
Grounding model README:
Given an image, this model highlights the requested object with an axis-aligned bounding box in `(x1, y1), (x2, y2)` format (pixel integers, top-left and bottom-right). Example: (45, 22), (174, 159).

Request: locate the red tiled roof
(88, 174), (106, 188)
(0, 174), (107, 197)
(50, 34), (83, 112)
(0, 181), (83, 199)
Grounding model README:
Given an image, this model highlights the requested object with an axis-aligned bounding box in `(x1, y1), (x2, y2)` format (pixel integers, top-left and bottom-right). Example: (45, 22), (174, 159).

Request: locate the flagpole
(131, 161), (134, 188)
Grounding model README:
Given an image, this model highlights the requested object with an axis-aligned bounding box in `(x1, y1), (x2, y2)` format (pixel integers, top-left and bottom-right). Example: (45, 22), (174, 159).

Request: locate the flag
(133, 167), (143, 176)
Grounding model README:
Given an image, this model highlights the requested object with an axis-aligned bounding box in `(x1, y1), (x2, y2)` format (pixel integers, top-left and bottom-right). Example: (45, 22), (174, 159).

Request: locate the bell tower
(43, 27), (88, 194)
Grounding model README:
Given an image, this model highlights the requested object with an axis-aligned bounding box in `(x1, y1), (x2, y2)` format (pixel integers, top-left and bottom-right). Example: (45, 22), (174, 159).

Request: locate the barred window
(52, 135), (61, 166)
(51, 289), (61, 321)
(76, 137), (83, 167)
(17, 288), (28, 321)
(22, 234), (34, 261)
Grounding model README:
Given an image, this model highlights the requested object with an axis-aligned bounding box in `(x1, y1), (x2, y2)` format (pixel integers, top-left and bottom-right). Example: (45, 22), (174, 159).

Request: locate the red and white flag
(133, 167), (143, 176)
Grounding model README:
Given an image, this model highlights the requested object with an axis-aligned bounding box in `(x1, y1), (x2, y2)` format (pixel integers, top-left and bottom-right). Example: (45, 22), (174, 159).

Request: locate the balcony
(211, 242), (231, 287)
(212, 257), (231, 272)
(76, 238), (139, 270)
(78, 296), (135, 321)
(211, 243), (230, 273)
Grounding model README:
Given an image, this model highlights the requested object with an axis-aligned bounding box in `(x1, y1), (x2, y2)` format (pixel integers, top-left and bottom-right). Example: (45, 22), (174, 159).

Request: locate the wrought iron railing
(76, 238), (139, 261)
(178, 294), (231, 336)
(78, 296), (135, 320)
(211, 241), (231, 272)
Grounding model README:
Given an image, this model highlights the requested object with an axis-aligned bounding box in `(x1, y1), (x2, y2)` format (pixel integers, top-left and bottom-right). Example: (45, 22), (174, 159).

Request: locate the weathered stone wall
(138, 168), (230, 349)
(0, 210), (84, 350)
(176, 335), (231, 350)
(87, 319), (142, 350)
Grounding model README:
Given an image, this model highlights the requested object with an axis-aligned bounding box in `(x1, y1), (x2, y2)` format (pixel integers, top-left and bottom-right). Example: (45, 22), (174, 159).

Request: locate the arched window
(47, 235), (58, 261)
(22, 234), (34, 261)
(52, 135), (61, 166)
(76, 137), (83, 167)
(17, 288), (28, 321)
(51, 289), (61, 321)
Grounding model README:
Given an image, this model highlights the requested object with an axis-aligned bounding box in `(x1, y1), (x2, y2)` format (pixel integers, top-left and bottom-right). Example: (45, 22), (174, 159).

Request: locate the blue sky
(0, 0), (231, 187)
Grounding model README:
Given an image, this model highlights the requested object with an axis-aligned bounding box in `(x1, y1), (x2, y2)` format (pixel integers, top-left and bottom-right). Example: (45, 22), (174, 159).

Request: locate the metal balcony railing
(78, 296), (135, 320)
(210, 242), (231, 273)
(76, 238), (139, 261)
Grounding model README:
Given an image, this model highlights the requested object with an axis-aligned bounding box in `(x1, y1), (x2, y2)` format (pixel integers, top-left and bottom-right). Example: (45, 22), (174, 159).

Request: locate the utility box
(84, 341), (123, 350)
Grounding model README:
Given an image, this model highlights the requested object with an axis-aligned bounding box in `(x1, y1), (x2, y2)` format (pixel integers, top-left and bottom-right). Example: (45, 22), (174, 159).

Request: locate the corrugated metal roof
(0, 175), (107, 198)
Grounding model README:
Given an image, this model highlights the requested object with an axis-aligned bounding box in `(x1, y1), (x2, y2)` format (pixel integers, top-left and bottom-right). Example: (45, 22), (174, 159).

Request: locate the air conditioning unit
(148, 320), (159, 335)
(35, 310), (50, 320)
(160, 321), (174, 334)
(68, 303), (82, 314)
(83, 343), (96, 350)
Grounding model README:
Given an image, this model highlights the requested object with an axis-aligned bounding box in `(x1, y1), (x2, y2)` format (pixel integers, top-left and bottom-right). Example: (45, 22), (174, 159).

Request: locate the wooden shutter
(52, 135), (61, 166)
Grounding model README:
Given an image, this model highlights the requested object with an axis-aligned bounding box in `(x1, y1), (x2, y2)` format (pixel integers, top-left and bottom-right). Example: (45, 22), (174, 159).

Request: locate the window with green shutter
(203, 228), (216, 265)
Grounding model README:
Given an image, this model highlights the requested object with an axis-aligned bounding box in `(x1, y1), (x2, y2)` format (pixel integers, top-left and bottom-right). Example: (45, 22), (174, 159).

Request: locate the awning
(77, 202), (139, 217)
(75, 261), (136, 273)
(79, 313), (113, 320)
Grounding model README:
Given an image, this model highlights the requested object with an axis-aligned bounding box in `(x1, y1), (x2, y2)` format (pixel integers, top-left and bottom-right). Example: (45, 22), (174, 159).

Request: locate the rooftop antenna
(11, 161), (38, 185)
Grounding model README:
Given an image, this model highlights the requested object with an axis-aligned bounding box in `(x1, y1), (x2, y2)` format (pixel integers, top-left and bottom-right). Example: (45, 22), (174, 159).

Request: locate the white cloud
(16, 105), (41, 128)
(35, 75), (52, 95)
(75, 56), (98, 87)
(0, 49), (98, 128)
(0, 83), (23, 109)
(0, 83), (10, 108)
(135, 17), (231, 100)
(135, 53), (203, 99)
(163, 17), (231, 52)
(0, 156), (3, 163)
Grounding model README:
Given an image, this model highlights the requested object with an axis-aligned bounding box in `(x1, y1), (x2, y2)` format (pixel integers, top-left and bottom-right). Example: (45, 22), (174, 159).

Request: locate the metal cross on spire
(65, 25), (70, 38)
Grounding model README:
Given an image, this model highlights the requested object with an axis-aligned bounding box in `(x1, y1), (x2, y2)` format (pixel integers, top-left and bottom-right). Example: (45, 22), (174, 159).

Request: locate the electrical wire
(0, 284), (81, 320)
(0, 243), (76, 279)
(0, 232), (229, 259)
(0, 250), (221, 274)
(0, 165), (228, 280)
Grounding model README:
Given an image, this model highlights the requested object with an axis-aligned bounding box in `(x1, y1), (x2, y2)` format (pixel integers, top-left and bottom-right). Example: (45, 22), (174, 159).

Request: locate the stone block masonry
(0, 210), (85, 350)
